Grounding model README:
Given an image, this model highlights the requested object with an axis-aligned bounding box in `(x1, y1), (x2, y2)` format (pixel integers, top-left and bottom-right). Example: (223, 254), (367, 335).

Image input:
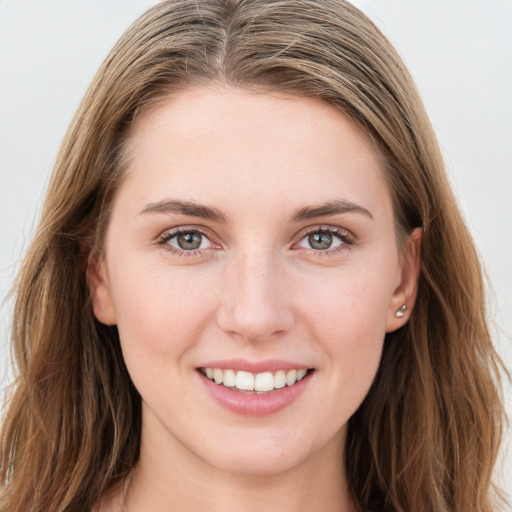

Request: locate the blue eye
(161, 229), (214, 252)
(297, 229), (348, 251)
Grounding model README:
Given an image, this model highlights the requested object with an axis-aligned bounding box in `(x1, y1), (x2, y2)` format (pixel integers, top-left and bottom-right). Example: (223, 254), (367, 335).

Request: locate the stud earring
(395, 304), (407, 318)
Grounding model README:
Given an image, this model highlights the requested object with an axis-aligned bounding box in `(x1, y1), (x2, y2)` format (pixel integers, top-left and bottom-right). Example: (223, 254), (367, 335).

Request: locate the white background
(1, 0), (510, 499)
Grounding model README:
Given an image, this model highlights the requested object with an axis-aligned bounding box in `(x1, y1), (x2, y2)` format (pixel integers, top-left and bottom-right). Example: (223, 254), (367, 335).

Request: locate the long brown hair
(0, 1), (506, 511)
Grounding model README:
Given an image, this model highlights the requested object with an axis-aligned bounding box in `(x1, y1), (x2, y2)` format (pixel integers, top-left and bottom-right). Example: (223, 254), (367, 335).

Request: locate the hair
(0, 1), (507, 511)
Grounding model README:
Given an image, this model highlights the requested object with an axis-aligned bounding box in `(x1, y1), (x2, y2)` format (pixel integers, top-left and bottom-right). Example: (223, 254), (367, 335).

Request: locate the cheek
(108, 261), (217, 369)
(300, 264), (392, 385)
(302, 262), (392, 335)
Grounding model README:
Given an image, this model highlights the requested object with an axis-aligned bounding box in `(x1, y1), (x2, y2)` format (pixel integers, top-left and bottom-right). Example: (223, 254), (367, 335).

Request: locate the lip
(198, 358), (310, 373)
(196, 359), (314, 417)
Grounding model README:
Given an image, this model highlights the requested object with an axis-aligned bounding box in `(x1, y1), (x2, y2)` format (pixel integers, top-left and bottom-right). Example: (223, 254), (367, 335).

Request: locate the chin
(194, 426), (343, 478)
(203, 448), (307, 477)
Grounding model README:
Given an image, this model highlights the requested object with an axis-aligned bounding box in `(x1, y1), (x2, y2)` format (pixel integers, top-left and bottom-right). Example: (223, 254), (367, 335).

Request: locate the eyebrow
(140, 198), (372, 223)
(139, 199), (227, 222)
(290, 200), (373, 222)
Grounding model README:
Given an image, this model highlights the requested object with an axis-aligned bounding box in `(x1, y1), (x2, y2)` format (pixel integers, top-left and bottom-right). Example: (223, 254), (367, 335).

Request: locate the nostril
(216, 306), (295, 343)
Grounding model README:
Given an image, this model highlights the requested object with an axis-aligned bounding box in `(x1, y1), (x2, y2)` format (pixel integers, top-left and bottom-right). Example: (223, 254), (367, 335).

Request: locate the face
(89, 86), (420, 477)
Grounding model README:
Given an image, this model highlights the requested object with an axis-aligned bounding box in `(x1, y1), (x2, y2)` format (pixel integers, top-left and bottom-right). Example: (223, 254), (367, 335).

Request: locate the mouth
(198, 367), (315, 394)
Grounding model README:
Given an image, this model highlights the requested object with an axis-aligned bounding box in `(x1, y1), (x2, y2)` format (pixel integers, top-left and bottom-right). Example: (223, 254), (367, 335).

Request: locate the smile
(197, 360), (315, 416)
(200, 368), (310, 393)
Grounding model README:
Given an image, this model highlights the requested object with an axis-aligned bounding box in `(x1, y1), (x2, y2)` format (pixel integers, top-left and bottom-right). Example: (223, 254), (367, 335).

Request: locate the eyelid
(155, 223), (355, 256)
(291, 224), (356, 251)
(156, 225), (221, 254)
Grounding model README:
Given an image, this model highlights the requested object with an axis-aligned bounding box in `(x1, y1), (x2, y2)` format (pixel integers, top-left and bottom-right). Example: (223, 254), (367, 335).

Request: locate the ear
(86, 254), (117, 326)
(385, 227), (422, 333)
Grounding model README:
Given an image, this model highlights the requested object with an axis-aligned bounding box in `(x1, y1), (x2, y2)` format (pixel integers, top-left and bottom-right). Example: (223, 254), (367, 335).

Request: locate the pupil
(177, 232), (202, 250)
(309, 232), (332, 250)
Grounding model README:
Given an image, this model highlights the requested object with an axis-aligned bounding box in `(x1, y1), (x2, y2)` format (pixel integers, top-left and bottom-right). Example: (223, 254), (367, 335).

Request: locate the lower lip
(198, 371), (312, 416)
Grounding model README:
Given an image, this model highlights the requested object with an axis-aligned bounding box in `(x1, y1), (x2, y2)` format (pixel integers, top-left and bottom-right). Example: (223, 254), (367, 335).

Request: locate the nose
(216, 251), (295, 342)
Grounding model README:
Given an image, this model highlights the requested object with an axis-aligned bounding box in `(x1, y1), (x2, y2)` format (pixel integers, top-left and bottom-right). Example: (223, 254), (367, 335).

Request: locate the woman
(0, 1), (507, 511)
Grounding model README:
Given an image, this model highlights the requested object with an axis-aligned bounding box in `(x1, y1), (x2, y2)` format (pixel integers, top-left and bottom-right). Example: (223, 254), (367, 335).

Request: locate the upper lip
(197, 359), (311, 373)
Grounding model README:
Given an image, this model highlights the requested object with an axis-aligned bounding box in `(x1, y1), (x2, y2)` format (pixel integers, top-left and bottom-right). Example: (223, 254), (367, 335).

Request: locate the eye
(296, 227), (351, 252)
(158, 228), (215, 253)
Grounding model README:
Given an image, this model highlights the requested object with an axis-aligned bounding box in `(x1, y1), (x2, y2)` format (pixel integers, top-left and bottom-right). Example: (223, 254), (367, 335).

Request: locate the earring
(395, 304), (407, 318)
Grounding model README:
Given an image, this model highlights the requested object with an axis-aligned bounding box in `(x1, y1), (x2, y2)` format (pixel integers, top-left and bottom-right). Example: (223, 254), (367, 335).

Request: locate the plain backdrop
(1, 0), (511, 498)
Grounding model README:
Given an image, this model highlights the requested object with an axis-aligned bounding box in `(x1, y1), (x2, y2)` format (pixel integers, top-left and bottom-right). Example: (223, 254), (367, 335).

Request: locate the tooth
(205, 367), (308, 390)
(286, 369), (297, 386)
(274, 370), (286, 389)
(254, 371), (274, 392)
(223, 369), (236, 387)
(296, 369), (307, 381)
(213, 368), (223, 384)
(235, 370), (254, 391)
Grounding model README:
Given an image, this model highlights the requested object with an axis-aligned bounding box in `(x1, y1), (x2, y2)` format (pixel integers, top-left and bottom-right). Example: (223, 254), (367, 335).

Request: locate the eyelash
(293, 225), (355, 256)
(157, 226), (216, 257)
(156, 225), (355, 257)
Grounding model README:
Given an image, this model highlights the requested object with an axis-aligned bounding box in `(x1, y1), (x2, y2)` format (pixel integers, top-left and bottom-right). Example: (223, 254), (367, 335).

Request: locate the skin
(89, 85), (421, 512)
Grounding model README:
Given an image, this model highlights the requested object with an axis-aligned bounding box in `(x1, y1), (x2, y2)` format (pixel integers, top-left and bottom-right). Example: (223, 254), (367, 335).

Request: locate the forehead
(128, 85), (381, 164)
(120, 85), (391, 220)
